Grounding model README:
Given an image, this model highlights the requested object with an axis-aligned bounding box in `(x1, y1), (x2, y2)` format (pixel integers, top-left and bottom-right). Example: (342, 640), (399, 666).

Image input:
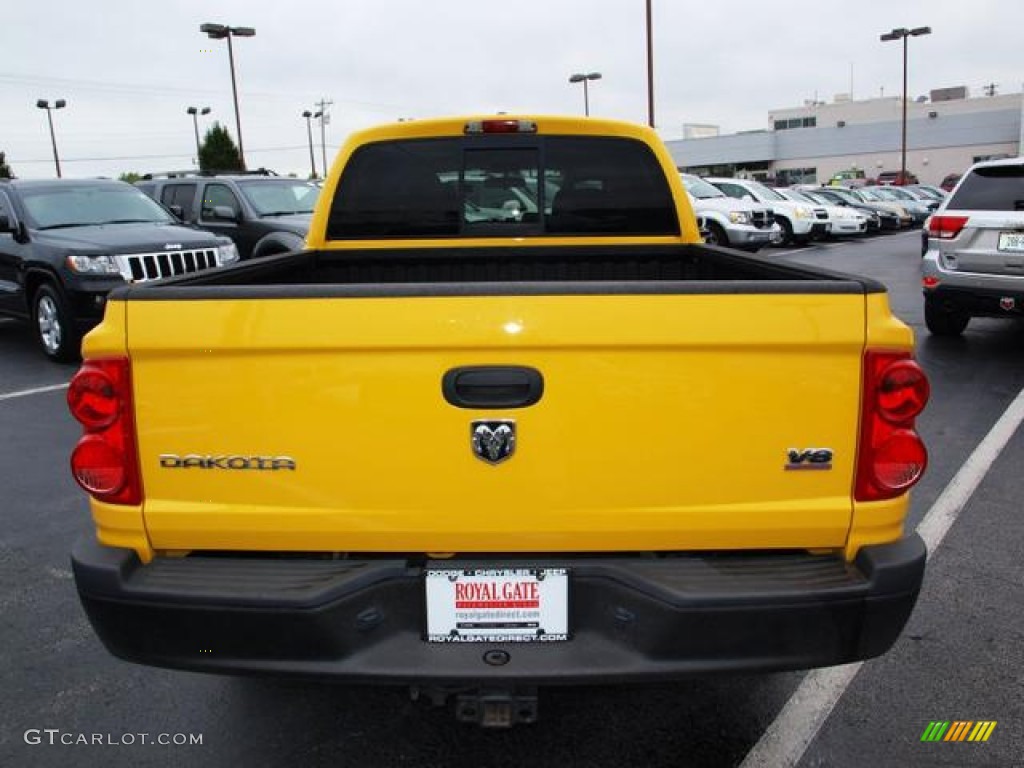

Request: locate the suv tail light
(855, 351), (929, 502)
(68, 357), (142, 505)
(927, 214), (969, 239)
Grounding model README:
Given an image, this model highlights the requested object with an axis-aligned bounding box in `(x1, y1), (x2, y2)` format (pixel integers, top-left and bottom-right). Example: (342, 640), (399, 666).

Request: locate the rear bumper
(922, 279), (1024, 318)
(72, 535), (926, 685)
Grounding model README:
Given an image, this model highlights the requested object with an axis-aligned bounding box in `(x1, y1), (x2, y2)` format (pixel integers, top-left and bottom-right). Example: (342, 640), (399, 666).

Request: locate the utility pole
(315, 98), (333, 177)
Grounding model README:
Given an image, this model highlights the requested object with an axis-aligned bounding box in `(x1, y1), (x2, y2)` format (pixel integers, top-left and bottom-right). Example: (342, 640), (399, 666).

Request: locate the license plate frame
(997, 231), (1024, 252)
(424, 567), (570, 643)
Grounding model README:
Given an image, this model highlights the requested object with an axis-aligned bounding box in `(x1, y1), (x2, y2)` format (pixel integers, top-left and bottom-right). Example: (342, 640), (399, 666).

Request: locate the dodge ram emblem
(471, 420), (516, 465)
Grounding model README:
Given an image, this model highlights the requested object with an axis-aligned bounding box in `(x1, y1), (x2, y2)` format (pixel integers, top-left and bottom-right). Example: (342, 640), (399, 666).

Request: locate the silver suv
(921, 157), (1024, 336)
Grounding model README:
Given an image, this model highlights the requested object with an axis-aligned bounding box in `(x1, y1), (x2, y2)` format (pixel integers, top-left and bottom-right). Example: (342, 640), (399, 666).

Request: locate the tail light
(855, 351), (929, 502)
(927, 214), (968, 239)
(68, 357), (142, 505)
(464, 119), (538, 134)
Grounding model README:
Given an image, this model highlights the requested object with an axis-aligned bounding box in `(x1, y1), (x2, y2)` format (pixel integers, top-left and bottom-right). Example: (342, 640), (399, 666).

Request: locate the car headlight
(728, 211), (751, 224)
(793, 206), (811, 219)
(217, 241), (240, 265)
(66, 254), (121, 275)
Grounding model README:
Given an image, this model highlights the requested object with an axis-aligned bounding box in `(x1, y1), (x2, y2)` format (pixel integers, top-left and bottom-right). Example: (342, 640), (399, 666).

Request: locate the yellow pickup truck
(69, 116), (929, 725)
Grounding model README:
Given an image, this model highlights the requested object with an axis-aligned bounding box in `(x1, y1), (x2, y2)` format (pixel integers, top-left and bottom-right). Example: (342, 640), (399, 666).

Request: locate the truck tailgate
(127, 292), (865, 553)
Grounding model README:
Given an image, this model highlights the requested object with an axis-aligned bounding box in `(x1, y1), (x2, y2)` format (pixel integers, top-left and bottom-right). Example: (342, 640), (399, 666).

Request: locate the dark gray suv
(136, 172), (319, 260)
(921, 157), (1024, 336)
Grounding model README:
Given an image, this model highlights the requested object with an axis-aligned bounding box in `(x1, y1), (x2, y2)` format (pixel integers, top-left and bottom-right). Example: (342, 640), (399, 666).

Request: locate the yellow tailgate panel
(129, 293), (865, 553)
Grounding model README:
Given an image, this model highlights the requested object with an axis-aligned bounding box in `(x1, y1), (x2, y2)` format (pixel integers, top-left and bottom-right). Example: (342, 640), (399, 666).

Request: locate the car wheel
(924, 296), (970, 337)
(33, 284), (80, 362)
(772, 218), (793, 247)
(703, 222), (728, 247)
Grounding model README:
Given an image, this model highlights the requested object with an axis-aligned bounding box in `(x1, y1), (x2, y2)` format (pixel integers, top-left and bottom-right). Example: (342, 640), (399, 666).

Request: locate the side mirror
(742, 194), (756, 203)
(212, 205), (239, 222)
(167, 204), (185, 220)
(0, 213), (12, 233)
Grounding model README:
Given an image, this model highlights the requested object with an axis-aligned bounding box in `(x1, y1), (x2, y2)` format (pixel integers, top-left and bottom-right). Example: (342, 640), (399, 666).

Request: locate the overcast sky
(2, 0), (1021, 179)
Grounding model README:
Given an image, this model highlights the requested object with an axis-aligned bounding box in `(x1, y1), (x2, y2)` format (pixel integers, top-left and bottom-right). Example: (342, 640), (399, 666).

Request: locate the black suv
(136, 171), (319, 259)
(0, 178), (238, 361)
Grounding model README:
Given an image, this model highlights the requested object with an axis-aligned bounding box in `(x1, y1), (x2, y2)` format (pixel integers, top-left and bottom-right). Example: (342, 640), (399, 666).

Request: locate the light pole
(646, 0), (655, 128)
(186, 106), (211, 168)
(301, 110), (317, 179)
(568, 72), (602, 116)
(36, 99), (66, 178)
(200, 22), (255, 170)
(880, 26), (931, 184)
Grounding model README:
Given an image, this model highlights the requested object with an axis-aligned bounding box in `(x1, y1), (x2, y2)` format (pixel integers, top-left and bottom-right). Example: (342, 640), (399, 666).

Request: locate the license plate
(425, 567), (569, 643)
(998, 232), (1024, 252)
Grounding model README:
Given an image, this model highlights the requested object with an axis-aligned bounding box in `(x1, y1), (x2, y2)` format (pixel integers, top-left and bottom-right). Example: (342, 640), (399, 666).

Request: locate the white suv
(679, 174), (778, 251)
(706, 178), (830, 246)
(921, 156), (1024, 336)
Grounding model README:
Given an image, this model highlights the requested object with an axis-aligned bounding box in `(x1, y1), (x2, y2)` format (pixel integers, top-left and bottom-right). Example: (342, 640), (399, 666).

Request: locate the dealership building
(665, 87), (1024, 186)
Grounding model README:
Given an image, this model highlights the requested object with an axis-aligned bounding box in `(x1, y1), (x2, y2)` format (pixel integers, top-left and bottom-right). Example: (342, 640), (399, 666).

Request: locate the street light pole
(200, 23), (255, 170)
(302, 110), (317, 179)
(880, 26), (931, 184)
(646, 0), (655, 128)
(187, 106), (211, 168)
(569, 72), (602, 116)
(36, 99), (66, 178)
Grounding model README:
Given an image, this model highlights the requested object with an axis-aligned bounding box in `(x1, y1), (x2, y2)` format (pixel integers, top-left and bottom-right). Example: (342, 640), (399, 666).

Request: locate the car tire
(703, 222), (728, 247)
(33, 283), (81, 362)
(772, 217), (793, 247)
(924, 296), (970, 337)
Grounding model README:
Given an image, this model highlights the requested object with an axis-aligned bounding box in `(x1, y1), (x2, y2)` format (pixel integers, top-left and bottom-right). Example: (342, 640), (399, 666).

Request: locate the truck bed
(115, 244), (882, 298)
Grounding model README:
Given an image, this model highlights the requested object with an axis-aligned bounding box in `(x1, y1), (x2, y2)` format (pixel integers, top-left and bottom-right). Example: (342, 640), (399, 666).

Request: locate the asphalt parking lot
(1, 230), (1021, 767)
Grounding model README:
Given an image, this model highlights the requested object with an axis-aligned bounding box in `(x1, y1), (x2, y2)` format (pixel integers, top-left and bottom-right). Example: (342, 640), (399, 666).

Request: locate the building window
(777, 168), (817, 185)
(773, 117), (817, 131)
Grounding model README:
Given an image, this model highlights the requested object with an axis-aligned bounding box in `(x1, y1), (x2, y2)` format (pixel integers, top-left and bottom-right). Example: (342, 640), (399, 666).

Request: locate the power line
(13, 144), (335, 164)
(0, 71), (412, 112)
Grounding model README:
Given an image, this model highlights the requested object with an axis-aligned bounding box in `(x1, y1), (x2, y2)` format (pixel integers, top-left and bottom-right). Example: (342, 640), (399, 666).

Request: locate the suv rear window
(948, 164), (1024, 211)
(326, 137), (679, 239)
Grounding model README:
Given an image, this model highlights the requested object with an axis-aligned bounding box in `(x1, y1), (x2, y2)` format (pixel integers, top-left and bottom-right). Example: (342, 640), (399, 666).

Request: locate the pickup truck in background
(679, 173), (777, 251)
(136, 172), (319, 259)
(69, 115), (929, 726)
(0, 178), (237, 361)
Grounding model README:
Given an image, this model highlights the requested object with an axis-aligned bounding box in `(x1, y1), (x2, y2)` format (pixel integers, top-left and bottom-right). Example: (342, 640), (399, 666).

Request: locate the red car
(875, 170), (920, 186)
(939, 173), (961, 192)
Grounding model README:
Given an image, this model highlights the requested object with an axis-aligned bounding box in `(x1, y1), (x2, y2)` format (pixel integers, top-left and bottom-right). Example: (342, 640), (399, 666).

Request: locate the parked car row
(682, 172), (948, 250)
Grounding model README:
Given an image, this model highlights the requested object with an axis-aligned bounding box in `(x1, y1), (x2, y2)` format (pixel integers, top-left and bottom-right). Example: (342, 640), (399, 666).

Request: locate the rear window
(326, 136), (679, 239)
(948, 164), (1024, 211)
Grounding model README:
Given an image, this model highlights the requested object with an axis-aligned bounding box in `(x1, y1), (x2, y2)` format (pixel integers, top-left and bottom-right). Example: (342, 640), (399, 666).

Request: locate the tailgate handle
(443, 366), (544, 409)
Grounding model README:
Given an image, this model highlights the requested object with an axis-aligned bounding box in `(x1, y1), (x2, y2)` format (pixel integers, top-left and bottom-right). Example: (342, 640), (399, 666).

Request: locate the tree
(199, 122), (243, 172)
(119, 172), (141, 184)
(0, 151), (13, 179)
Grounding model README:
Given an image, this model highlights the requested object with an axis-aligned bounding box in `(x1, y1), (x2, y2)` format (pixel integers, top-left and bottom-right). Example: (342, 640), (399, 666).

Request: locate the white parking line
(0, 383), (70, 402)
(739, 383), (1024, 768)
